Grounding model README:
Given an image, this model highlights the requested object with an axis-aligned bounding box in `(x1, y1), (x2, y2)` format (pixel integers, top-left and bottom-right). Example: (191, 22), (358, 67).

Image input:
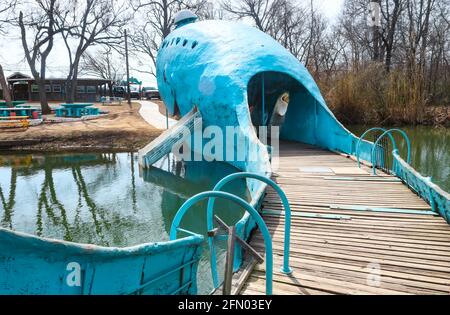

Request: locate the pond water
(349, 125), (450, 192)
(0, 152), (249, 294)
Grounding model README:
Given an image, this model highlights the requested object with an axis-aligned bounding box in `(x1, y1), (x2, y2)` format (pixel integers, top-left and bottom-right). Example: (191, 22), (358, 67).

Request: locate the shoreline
(0, 102), (162, 153)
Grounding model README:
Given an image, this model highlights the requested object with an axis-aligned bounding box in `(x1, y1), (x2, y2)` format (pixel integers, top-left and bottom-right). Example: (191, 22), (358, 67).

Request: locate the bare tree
(380, 0), (405, 71)
(55, 0), (130, 103)
(0, 64), (12, 106)
(129, 0), (207, 77)
(221, 0), (281, 32)
(0, 0), (17, 107)
(17, 0), (59, 114)
(80, 47), (125, 84)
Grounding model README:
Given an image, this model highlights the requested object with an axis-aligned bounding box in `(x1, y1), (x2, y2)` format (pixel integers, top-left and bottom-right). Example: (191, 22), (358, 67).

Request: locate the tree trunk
(36, 79), (51, 114)
(65, 78), (78, 104)
(0, 64), (12, 107)
(385, 44), (393, 71)
(65, 56), (82, 103)
(66, 81), (74, 104)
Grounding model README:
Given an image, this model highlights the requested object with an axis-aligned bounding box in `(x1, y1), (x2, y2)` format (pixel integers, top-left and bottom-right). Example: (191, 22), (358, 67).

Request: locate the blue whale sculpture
(154, 17), (378, 270)
(156, 17), (367, 177)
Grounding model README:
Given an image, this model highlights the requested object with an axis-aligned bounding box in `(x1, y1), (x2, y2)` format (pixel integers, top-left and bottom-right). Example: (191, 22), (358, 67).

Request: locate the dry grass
(317, 64), (450, 126)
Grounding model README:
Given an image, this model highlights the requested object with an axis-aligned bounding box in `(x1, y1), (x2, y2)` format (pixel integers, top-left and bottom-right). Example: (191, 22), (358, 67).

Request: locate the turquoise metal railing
(169, 191), (274, 295)
(355, 127), (411, 175)
(206, 172), (292, 290)
(370, 129), (411, 175)
(392, 150), (450, 222)
(356, 127), (392, 168)
(356, 127), (450, 224)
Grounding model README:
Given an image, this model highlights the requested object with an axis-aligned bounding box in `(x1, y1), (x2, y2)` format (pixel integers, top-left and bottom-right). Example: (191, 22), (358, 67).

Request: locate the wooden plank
(240, 141), (450, 296)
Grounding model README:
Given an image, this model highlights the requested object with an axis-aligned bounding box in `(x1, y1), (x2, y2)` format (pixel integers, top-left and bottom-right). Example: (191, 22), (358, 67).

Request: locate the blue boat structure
(0, 228), (203, 295)
(1, 10), (449, 295)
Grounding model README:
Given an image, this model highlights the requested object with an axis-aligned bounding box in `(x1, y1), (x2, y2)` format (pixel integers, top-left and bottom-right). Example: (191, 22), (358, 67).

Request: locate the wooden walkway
(240, 141), (450, 295)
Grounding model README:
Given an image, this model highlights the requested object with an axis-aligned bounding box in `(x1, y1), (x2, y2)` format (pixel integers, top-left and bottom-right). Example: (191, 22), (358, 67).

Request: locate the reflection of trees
(130, 153), (138, 213)
(0, 152), (142, 246)
(34, 158), (113, 245)
(36, 166), (72, 240)
(0, 169), (17, 229)
(72, 166), (110, 244)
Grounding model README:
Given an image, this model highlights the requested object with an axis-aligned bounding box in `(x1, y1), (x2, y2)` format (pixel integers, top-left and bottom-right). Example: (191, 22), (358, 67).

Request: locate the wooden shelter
(6, 73), (113, 102)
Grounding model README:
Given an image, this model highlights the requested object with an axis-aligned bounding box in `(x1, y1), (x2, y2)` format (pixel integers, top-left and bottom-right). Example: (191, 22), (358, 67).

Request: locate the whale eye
(183, 39), (188, 47)
(191, 41), (198, 49)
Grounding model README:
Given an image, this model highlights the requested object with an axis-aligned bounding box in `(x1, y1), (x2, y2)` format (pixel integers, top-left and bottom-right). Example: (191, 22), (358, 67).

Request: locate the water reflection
(0, 169), (16, 229)
(0, 152), (247, 247)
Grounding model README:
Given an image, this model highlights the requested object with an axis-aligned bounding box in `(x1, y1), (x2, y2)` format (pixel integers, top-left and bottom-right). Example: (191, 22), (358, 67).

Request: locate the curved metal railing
(370, 128), (411, 175)
(356, 127), (410, 175)
(356, 127), (449, 224)
(169, 190), (274, 295)
(206, 172), (292, 290)
(356, 127), (390, 168)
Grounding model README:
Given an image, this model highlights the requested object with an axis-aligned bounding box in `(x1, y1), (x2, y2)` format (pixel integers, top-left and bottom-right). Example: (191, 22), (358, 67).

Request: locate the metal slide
(138, 108), (201, 169)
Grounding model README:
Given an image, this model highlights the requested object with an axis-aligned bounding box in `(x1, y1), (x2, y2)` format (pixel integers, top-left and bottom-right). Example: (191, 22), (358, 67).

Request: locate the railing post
(355, 127), (387, 168)
(170, 191), (273, 295)
(370, 129), (411, 175)
(223, 225), (236, 295)
(207, 172), (292, 290)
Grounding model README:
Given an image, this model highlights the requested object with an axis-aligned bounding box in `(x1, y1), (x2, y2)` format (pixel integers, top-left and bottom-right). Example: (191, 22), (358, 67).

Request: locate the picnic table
(0, 101), (27, 107)
(0, 107), (41, 119)
(55, 103), (100, 118)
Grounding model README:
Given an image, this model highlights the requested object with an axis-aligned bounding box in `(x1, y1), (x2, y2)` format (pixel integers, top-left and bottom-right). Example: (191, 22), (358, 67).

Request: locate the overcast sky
(0, 0), (345, 87)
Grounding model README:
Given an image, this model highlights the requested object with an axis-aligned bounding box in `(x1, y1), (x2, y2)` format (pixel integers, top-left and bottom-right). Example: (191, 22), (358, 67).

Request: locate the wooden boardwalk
(240, 141), (450, 295)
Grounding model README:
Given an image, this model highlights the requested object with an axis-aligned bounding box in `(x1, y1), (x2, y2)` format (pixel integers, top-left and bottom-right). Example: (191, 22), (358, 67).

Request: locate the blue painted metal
(169, 191), (273, 295)
(392, 150), (450, 222)
(0, 227), (203, 295)
(370, 129), (411, 175)
(356, 127), (389, 168)
(205, 172), (292, 290)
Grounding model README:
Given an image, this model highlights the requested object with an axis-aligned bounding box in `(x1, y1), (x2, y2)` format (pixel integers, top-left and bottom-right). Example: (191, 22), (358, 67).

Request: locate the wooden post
(124, 29), (131, 108)
(223, 225), (236, 295)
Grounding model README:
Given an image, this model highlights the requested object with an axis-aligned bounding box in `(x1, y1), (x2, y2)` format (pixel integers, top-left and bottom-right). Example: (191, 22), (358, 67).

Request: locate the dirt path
(0, 102), (162, 152)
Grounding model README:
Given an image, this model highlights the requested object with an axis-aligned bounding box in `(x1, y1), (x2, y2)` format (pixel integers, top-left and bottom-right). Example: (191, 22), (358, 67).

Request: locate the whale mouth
(247, 71), (321, 146)
(247, 71), (298, 133)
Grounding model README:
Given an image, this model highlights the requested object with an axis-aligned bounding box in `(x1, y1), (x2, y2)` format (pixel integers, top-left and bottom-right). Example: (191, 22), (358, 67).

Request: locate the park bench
(100, 96), (123, 106)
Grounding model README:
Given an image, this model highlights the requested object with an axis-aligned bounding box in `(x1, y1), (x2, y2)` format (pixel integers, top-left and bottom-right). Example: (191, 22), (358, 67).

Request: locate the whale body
(155, 19), (373, 206)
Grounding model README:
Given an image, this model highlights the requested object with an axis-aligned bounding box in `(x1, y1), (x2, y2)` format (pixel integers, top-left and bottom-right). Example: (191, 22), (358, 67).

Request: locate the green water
(349, 125), (450, 192)
(0, 152), (249, 294)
